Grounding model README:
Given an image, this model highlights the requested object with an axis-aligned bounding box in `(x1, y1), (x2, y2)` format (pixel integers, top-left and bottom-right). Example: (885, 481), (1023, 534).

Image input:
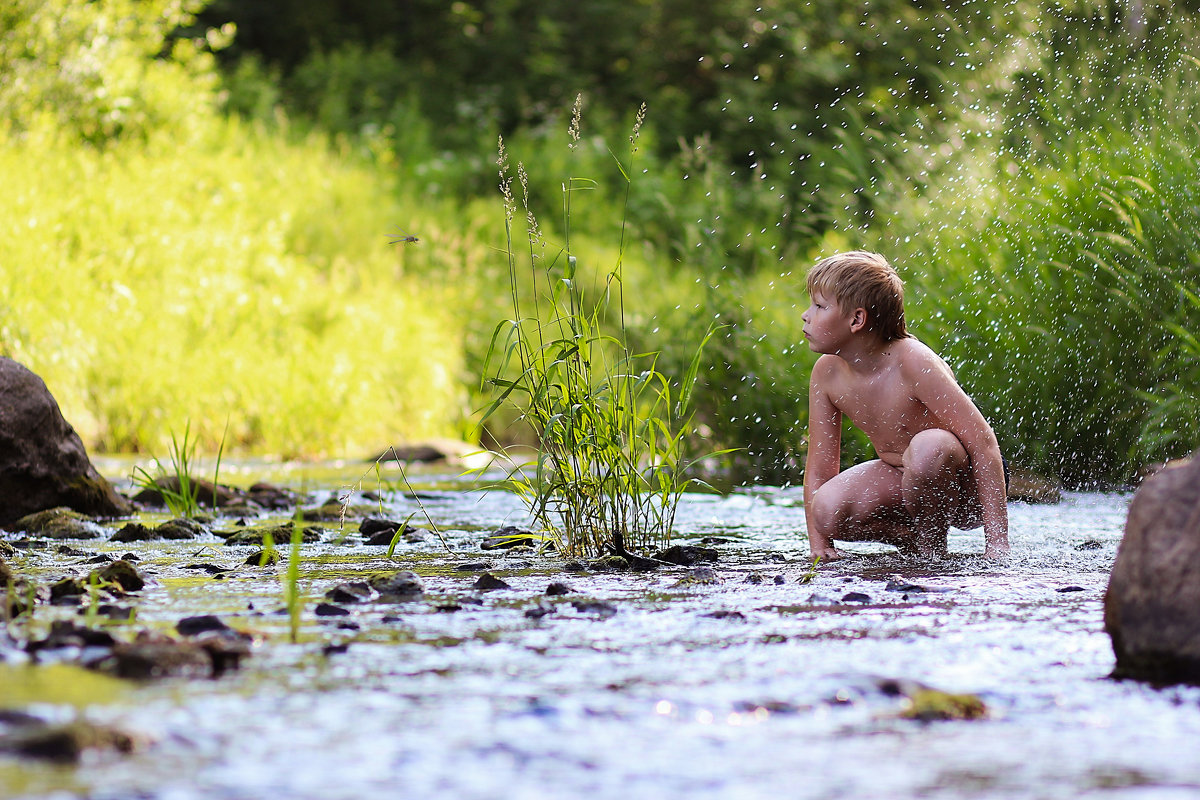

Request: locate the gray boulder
(0, 358), (130, 526)
(1104, 451), (1200, 685)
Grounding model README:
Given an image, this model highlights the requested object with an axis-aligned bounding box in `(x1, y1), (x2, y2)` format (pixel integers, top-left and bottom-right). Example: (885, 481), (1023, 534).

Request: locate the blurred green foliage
(1, 0), (1198, 487)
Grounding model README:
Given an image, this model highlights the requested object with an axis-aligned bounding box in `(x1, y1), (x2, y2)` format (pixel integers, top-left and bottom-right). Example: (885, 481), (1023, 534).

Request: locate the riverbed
(2, 459), (1198, 800)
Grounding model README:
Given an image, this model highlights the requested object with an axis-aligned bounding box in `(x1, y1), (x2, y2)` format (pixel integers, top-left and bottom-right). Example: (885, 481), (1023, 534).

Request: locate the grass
(0, 118), (472, 459)
(476, 105), (729, 557)
(284, 519), (303, 644)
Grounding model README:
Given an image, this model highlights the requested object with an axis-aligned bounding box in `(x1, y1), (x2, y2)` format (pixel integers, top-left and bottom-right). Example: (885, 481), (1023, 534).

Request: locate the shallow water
(3, 461), (1199, 800)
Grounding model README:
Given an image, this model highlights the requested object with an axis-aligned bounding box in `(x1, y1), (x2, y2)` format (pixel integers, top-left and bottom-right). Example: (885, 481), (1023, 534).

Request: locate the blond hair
(806, 250), (908, 342)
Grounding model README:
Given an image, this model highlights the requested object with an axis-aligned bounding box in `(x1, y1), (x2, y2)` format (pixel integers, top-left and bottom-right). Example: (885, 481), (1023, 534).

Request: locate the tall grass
(0, 118), (472, 457)
(852, 54), (1200, 485)
(478, 107), (724, 557)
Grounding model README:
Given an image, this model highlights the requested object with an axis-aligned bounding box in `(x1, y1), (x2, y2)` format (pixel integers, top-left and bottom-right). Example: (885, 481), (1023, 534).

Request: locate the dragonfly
(388, 228), (419, 244)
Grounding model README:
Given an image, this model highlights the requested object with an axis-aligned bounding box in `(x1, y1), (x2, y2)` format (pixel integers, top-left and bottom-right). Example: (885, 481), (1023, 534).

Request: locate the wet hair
(806, 250), (909, 342)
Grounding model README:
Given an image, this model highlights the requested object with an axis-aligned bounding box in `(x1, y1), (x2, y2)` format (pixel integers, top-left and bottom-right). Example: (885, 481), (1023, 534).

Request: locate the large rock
(1104, 451), (1200, 685)
(0, 358), (131, 526)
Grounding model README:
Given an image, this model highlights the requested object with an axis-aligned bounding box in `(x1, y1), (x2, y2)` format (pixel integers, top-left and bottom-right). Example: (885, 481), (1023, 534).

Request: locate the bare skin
(801, 290), (1009, 561)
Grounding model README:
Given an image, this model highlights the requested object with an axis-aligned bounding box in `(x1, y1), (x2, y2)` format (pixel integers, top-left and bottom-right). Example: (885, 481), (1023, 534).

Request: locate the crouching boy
(800, 251), (1009, 561)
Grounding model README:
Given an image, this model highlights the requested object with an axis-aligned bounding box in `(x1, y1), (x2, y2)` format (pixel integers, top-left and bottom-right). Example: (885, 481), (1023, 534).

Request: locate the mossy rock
(898, 688), (988, 721)
(11, 507), (104, 540)
(222, 524), (324, 546)
(89, 560), (145, 592)
(589, 554), (631, 572)
(0, 720), (137, 763)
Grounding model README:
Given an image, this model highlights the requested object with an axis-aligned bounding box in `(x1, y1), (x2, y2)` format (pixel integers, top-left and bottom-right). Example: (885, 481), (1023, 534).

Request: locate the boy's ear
(849, 308), (867, 332)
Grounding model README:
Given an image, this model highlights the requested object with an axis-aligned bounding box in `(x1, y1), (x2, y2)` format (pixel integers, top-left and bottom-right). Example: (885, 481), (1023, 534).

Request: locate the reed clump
(479, 104), (725, 557)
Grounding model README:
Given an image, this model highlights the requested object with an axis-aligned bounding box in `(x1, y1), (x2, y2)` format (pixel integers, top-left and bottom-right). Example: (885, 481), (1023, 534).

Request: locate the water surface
(3, 461), (1198, 800)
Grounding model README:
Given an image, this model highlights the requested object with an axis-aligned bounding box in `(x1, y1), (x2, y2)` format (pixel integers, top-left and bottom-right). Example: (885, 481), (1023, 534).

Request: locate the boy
(801, 250), (1009, 561)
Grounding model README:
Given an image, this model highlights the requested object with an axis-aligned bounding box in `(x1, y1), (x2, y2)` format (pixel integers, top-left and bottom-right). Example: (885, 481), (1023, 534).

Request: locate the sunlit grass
(0, 119), (473, 457)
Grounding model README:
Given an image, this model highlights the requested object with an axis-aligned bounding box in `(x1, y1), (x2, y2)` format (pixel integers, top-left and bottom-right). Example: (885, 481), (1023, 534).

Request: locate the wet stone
(841, 592), (872, 604)
(369, 570), (425, 601)
(673, 567), (721, 587)
(524, 601), (555, 619)
(90, 560), (145, 593)
(589, 555), (631, 572)
(571, 599), (617, 618)
(473, 572), (512, 591)
(1075, 540), (1103, 551)
(1057, 585), (1086, 593)
(92, 604), (135, 621)
(455, 562), (490, 572)
(176, 615), (232, 637)
(90, 635), (215, 680)
(315, 602), (351, 617)
(364, 526), (420, 546)
(12, 508), (104, 540)
(703, 610), (746, 621)
(244, 549), (280, 566)
(28, 621), (116, 652)
(0, 719), (137, 763)
(49, 577), (86, 603)
(182, 563), (231, 575)
(326, 581), (373, 604)
(481, 525), (535, 551)
(654, 545), (720, 566)
(545, 581), (574, 596)
(224, 524), (323, 546)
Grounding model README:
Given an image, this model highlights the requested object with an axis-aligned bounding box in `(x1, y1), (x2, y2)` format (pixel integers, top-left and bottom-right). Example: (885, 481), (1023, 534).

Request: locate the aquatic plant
(478, 100), (728, 557)
(131, 422), (203, 517)
(284, 519), (304, 644)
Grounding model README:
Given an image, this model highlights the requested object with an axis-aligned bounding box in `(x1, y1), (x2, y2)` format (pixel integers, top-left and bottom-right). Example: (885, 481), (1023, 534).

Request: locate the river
(2, 459), (1198, 799)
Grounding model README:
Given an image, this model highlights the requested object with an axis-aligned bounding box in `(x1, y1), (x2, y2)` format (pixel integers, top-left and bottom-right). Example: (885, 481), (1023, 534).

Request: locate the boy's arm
(908, 352), (1010, 558)
(804, 356), (843, 559)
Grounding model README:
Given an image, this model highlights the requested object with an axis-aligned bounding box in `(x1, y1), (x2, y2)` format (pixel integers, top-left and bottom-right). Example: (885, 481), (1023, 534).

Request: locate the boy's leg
(807, 460), (911, 555)
(901, 429), (972, 555)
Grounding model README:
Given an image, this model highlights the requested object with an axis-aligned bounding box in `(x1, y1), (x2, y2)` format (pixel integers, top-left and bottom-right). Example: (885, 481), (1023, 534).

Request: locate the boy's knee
(905, 429), (967, 475)
(808, 484), (847, 529)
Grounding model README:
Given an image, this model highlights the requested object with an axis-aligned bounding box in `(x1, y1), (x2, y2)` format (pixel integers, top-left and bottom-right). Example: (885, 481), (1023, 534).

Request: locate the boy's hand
(810, 546), (845, 563)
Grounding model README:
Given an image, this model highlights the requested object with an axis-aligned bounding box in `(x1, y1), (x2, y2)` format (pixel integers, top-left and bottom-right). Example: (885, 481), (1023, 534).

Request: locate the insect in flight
(388, 228), (420, 244)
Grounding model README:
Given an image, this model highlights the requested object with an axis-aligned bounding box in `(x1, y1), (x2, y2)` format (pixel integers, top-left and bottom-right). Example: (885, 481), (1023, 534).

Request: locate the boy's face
(801, 290), (857, 354)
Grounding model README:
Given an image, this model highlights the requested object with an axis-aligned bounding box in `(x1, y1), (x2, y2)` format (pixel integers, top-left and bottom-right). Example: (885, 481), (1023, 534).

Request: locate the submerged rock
(90, 560), (145, 593)
(654, 545), (719, 566)
(369, 570), (425, 601)
(112, 517), (208, 542)
(481, 525), (538, 551)
(131, 476), (241, 510)
(0, 719), (138, 763)
(473, 572), (512, 591)
(223, 524), (323, 547)
(0, 358), (131, 525)
(326, 581), (373, 604)
(11, 507), (106, 540)
(1105, 450), (1200, 685)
